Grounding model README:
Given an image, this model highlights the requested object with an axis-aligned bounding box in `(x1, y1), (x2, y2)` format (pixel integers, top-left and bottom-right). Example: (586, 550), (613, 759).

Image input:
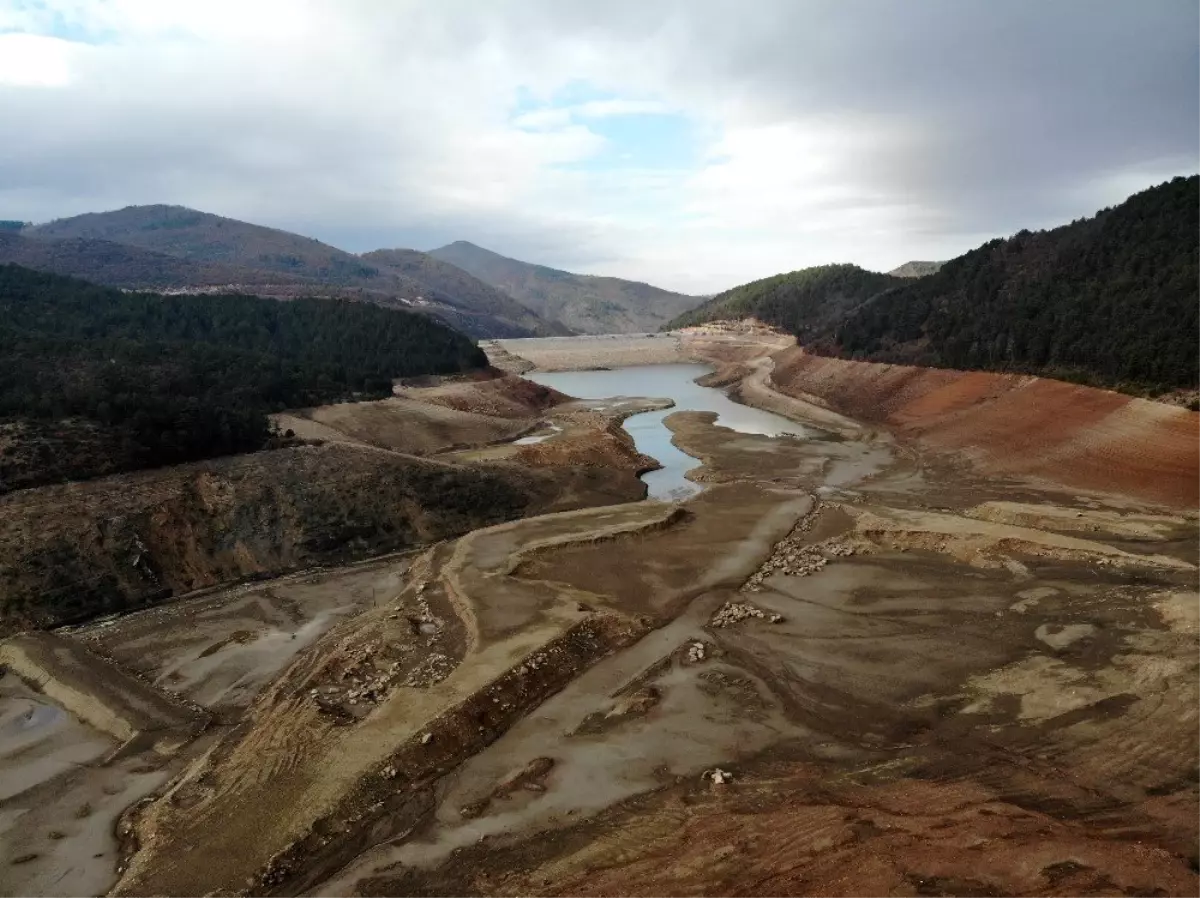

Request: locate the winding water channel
(527, 363), (811, 500)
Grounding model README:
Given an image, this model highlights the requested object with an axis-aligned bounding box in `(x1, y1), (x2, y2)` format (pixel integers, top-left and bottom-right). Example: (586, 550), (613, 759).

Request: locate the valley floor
(1, 331), (1196, 897)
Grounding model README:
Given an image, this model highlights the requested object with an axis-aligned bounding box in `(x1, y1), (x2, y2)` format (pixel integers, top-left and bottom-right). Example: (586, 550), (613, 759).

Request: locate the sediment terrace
(1, 330), (1196, 897)
(0, 633), (205, 747)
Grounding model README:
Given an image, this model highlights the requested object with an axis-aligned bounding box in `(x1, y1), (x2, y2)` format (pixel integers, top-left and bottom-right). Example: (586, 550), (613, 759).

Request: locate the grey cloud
(523, 0), (1199, 242)
(656, 0), (1197, 233)
(0, 0), (1194, 285)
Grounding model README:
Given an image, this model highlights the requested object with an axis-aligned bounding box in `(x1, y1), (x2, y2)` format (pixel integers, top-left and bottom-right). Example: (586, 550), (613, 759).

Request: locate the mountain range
(15, 206), (568, 338)
(4, 206), (701, 338)
(667, 175), (1199, 395)
(7, 174), (1196, 395)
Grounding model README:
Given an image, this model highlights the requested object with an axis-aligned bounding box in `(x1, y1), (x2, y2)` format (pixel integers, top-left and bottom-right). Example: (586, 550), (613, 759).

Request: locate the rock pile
(743, 548), (826, 590)
(309, 641), (399, 713)
(515, 651), (551, 676)
(310, 581), (459, 719)
(743, 503), (823, 591)
(711, 602), (783, 627)
(743, 501), (867, 591)
(686, 641), (708, 663)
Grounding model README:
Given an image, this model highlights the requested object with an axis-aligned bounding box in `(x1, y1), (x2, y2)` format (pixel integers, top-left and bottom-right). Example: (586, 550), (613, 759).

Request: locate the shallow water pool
(527, 364), (809, 500)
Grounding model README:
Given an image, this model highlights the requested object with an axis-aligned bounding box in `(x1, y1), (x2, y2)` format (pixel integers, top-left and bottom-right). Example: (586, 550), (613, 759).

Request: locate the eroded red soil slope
(772, 349), (1199, 508)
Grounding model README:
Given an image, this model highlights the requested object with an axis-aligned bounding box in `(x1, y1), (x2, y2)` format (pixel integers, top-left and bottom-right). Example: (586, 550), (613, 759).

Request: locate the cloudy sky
(1, 0), (1196, 293)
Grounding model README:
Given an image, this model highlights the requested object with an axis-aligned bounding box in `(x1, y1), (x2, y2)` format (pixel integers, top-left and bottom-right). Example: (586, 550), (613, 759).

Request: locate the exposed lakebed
(527, 364), (811, 500)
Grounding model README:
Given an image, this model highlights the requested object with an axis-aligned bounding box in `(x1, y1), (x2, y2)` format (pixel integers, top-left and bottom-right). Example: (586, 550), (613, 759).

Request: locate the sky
(0, 0), (1196, 294)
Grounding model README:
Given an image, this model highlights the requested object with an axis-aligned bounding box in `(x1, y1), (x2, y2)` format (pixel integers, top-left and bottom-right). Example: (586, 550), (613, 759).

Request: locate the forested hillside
(837, 176), (1198, 391)
(669, 176), (1198, 394)
(26, 205), (384, 282)
(0, 230), (314, 290)
(0, 265), (487, 492)
(665, 264), (901, 340)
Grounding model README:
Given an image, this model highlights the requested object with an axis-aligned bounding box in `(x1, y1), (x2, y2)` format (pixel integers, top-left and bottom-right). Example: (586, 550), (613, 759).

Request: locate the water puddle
(513, 424), (562, 445)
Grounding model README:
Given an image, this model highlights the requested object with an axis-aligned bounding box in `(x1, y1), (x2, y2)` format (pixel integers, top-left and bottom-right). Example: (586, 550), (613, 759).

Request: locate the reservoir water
(527, 363), (810, 501)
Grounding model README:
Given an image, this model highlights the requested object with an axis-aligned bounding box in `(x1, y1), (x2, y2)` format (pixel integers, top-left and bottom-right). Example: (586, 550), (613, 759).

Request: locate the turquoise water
(527, 364), (809, 501)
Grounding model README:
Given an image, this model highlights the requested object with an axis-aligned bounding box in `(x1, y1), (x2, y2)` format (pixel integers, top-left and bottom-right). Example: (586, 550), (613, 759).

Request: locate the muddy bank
(493, 330), (794, 375)
(109, 500), (686, 895)
(273, 397), (531, 457)
(0, 633), (205, 746)
(272, 371), (567, 457)
(347, 407), (1198, 898)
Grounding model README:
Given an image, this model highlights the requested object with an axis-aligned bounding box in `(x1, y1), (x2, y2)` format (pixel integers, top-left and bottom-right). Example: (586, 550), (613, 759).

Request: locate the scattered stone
(459, 801), (488, 820)
(496, 757), (556, 796)
(704, 768), (733, 785)
(686, 641), (707, 663)
(403, 652), (455, 687)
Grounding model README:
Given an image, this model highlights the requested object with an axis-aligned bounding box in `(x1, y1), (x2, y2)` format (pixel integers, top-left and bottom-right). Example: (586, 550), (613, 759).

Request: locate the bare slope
(428, 240), (702, 334)
(887, 260), (942, 277)
(22, 207), (561, 337)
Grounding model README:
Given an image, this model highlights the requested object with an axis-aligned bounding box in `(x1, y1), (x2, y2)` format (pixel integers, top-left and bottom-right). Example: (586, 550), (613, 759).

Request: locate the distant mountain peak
(428, 240), (701, 334)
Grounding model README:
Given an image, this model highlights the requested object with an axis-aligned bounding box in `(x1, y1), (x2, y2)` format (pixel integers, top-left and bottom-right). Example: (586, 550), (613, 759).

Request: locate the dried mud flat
(1, 334), (1197, 897)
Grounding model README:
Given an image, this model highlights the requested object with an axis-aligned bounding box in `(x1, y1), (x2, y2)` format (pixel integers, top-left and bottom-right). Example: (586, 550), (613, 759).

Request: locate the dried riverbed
(2, 334), (1196, 897)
